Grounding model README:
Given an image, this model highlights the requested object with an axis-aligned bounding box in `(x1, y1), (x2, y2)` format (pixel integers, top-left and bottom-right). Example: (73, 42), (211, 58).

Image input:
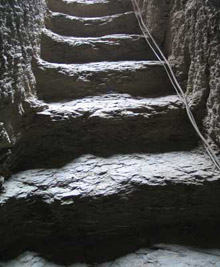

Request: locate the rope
(131, 0), (220, 171)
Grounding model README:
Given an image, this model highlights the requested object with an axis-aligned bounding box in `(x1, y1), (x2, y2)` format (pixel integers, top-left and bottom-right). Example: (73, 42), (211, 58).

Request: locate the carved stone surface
(0, 150), (219, 263)
(0, 0), (220, 265)
(35, 59), (173, 101)
(41, 30), (155, 64)
(0, 0), (46, 175)
(0, 123), (11, 150)
(47, 0), (133, 17)
(139, 0), (220, 147)
(14, 95), (197, 170)
(1, 245), (220, 267)
(46, 11), (141, 37)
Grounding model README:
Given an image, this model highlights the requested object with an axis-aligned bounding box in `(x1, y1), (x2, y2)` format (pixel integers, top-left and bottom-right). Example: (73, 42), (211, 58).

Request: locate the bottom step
(1, 244), (220, 267)
(0, 150), (219, 263)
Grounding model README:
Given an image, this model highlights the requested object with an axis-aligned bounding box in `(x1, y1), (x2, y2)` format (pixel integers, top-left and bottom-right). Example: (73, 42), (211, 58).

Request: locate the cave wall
(138, 0), (220, 148)
(0, 0), (46, 177)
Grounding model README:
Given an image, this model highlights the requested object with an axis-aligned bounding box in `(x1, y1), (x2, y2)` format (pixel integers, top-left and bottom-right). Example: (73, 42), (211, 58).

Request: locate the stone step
(2, 245), (220, 267)
(0, 150), (219, 263)
(34, 59), (173, 102)
(47, 0), (133, 18)
(46, 11), (141, 37)
(14, 95), (197, 170)
(41, 30), (156, 64)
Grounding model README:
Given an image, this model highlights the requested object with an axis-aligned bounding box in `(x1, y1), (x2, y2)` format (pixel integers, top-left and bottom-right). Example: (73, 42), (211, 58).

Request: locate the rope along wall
(131, 0), (220, 171)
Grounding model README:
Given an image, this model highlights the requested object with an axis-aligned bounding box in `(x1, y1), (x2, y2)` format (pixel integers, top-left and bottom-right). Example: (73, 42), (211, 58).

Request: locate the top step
(47, 0), (133, 17)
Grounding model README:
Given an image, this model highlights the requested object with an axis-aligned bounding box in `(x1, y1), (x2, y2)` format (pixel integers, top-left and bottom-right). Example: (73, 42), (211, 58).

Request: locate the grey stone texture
(41, 30), (155, 64)
(0, 0), (46, 176)
(0, 0), (220, 265)
(0, 123), (11, 150)
(46, 11), (141, 37)
(34, 59), (173, 101)
(138, 0), (220, 147)
(14, 95), (197, 170)
(1, 245), (220, 267)
(0, 176), (4, 192)
(47, 0), (133, 17)
(0, 150), (219, 263)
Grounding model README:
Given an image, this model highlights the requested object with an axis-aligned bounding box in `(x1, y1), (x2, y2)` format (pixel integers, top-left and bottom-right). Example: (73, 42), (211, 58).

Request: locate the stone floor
(1, 244), (220, 267)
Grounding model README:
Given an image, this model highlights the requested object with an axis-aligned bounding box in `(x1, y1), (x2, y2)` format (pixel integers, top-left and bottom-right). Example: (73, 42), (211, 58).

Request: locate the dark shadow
(12, 137), (199, 172)
(1, 183), (220, 264)
(1, 221), (220, 265)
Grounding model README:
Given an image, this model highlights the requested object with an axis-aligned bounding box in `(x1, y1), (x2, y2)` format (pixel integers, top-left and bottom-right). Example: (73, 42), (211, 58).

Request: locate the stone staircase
(0, 0), (220, 265)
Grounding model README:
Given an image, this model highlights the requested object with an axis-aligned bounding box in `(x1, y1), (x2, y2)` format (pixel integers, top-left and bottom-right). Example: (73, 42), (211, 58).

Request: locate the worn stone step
(34, 59), (173, 102)
(2, 245), (220, 267)
(47, 0), (133, 18)
(47, 11), (141, 37)
(0, 150), (219, 263)
(14, 95), (197, 170)
(41, 30), (156, 64)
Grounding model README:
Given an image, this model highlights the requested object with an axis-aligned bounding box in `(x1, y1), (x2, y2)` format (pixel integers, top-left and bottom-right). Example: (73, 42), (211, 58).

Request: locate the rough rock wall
(0, 0), (46, 177)
(139, 0), (220, 148)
